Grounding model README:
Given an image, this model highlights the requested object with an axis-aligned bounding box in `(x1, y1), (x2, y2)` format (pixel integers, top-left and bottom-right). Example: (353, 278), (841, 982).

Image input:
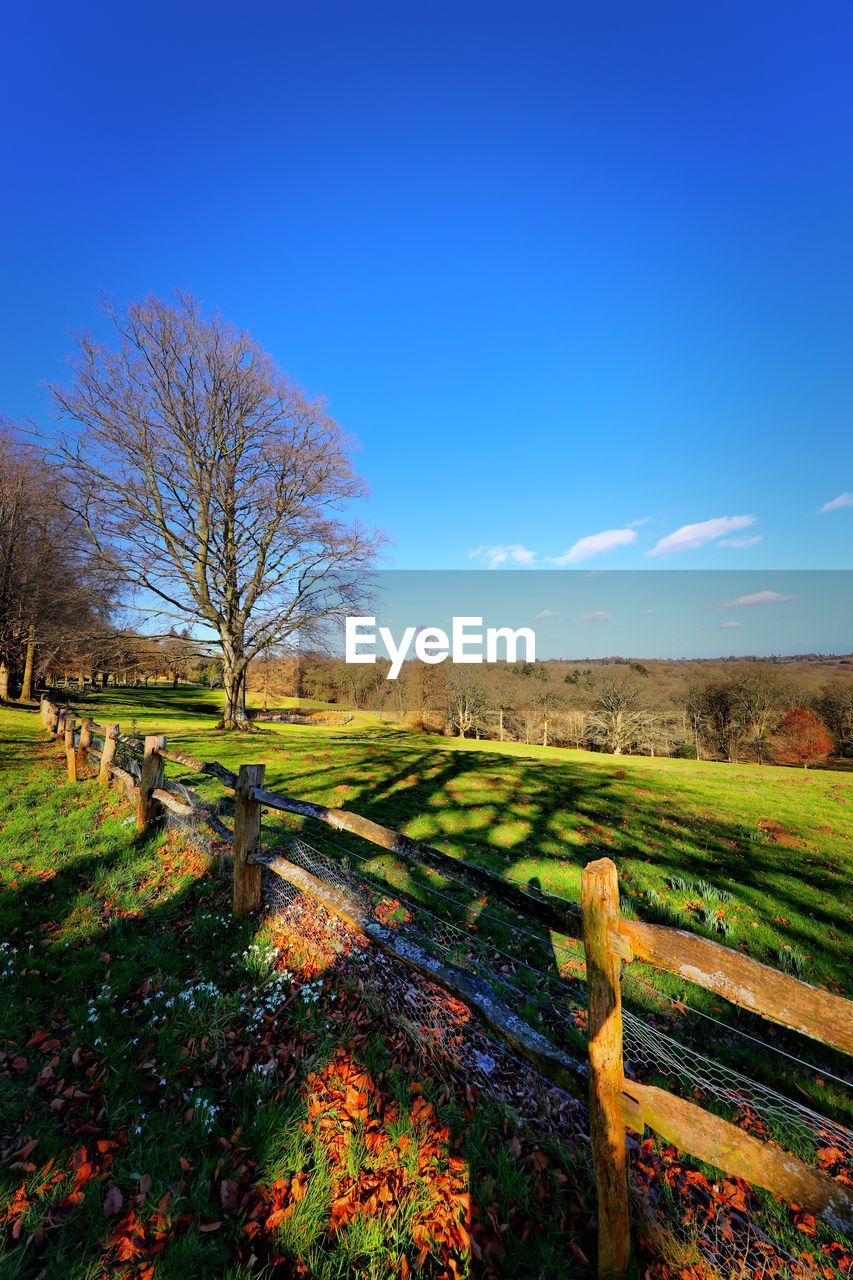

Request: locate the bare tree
(586, 672), (647, 755)
(250, 643), (279, 711)
(48, 294), (381, 728)
(817, 679), (853, 757)
(732, 664), (790, 764)
(0, 427), (112, 699)
(562, 706), (588, 750)
(683, 668), (790, 764)
(491, 669), (522, 743)
(683, 682), (707, 760)
(633, 706), (676, 758)
(691, 679), (742, 762)
(407, 660), (449, 732)
(0, 430), (31, 697)
(534, 687), (565, 747)
(448, 667), (489, 739)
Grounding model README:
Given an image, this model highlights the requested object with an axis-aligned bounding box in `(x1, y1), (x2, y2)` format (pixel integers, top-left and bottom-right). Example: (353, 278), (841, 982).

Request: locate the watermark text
(345, 616), (536, 679)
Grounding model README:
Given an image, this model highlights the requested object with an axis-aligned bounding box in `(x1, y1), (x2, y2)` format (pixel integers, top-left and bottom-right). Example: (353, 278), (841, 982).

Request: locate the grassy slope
(68, 684), (852, 993)
(3, 691), (852, 1276)
(54, 685), (853, 1141)
(0, 702), (593, 1280)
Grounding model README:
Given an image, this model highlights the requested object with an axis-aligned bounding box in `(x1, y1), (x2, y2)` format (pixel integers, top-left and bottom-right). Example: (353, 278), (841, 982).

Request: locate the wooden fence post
(64, 717), (78, 784)
(99, 723), (119, 783)
(582, 857), (630, 1279)
(137, 734), (166, 832)
(76, 717), (93, 773)
(233, 764), (265, 918)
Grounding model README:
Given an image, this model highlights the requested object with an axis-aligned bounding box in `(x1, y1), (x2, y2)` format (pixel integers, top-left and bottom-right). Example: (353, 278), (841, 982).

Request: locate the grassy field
(36, 689), (853, 1092)
(2, 688), (851, 1277)
(61, 683), (852, 989)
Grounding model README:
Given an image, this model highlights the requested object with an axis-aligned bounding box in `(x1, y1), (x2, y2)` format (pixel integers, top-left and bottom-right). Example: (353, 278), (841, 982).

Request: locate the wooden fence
(39, 696), (853, 1276)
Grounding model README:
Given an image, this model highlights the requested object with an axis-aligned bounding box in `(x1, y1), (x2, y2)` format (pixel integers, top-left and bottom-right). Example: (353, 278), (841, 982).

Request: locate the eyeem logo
(345, 616), (536, 680)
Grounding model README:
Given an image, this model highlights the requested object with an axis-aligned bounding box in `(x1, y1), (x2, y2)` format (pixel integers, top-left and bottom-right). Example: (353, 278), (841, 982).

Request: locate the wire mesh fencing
(261, 838), (589, 1142)
(260, 828), (853, 1279)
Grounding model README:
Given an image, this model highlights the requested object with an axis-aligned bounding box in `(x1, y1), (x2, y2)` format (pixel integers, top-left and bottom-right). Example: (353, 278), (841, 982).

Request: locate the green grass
(0, 701), (596, 1278)
(38, 685), (853, 1130)
(6, 688), (853, 1275)
(71, 687), (853, 1161)
(55, 683), (853, 985)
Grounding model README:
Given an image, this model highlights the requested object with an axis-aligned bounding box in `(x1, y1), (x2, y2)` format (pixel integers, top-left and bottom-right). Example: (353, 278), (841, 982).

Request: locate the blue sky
(2, 1), (852, 574)
(352, 572), (853, 661)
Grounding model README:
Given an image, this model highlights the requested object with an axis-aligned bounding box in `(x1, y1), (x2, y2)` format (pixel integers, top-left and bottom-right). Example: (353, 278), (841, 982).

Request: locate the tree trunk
(0, 660), (9, 700)
(220, 659), (253, 730)
(20, 637), (36, 701)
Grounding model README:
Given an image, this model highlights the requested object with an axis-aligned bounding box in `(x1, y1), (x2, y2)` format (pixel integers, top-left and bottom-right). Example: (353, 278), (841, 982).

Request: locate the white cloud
(820, 492), (853, 513)
(719, 534), (763, 549)
(550, 526), (638, 566)
(468, 543), (536, 569)
(534, 608), (559, 620)
(647, 515), (755, 557)
(721, 590), (796, 607)
(579, 610), (612, 623)
(716, 621), (743, 629)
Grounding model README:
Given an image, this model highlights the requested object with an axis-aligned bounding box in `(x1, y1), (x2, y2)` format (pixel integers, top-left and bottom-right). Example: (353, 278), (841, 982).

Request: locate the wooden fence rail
(614, 917), (853, 1056)
(38, 696), (853, 1274)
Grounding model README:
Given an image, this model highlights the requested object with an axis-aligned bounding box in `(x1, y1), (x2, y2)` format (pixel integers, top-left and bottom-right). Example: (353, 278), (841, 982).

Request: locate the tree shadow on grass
(0, 737), (44, 771)
(64, 684), (224, 725)
(258, 730), (852, 977)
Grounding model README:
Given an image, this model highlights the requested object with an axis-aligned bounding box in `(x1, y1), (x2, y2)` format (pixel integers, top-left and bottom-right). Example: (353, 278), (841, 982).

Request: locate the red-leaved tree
(773, 708), (834, 769)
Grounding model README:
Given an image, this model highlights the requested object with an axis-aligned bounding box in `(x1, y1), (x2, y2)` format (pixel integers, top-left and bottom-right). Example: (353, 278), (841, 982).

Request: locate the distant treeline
(250, 652), (853, 765)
